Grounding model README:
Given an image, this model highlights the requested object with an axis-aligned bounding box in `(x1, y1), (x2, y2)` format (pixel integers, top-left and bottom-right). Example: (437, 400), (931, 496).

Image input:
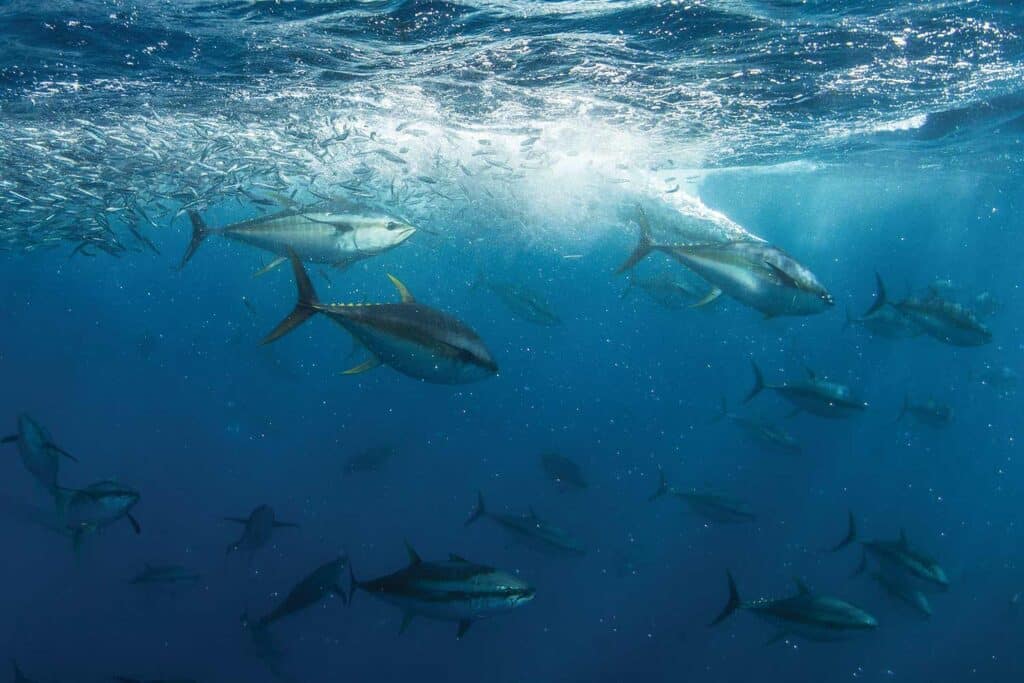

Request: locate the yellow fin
(690, 287), (722, 308)
(342, 358), (381, 375)
(386, 273), (415, 303)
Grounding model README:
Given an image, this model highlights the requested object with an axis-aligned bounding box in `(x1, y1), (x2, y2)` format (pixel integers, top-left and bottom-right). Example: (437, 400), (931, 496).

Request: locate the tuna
(349, 542), (535, 638)
(874, 275), (991, 347)
(831, 512), (950, 594)
(224, 504), (298, 555)
(744, 362), (867, 419)
(618, 209), (832, 318)
(465, 492), (586, 556)
(249, 555), (348, 628)
(2, 414), (78, 504)
(648, 469), (755, 524)
(898, 395), (953, 428)
(540, 452), (588, 490)
(179, 202), (415, 272)
(263, 252), (498, 384)
(710, 572), (878, 643)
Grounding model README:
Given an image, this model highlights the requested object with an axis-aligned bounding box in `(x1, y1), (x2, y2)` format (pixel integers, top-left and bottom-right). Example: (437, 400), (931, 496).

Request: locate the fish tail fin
(465, 491), (486, 526)
(647, 468), (670, 502)
(829, 510), (857, 552)
(709, 571), (741, 627)
(347, 561), (361, 606)
(864, 272), (887, 317)
(615, 207), (655, 274)
(179, 210), (211, 270)
(743, 361), (765, 404)
(262, 250), (320, 345)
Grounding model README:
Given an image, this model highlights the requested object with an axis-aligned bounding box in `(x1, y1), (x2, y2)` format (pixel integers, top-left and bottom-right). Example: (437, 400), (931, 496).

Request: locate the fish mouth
(394, 226), (416, 243)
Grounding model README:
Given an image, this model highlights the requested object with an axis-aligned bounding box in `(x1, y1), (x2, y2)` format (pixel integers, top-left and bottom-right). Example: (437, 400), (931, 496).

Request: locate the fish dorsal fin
(794, 578), (812, 595)
(899, 529), (909, 548)
(405, 540), (422, 566)
(449, 553), (469, 563)
(386, 273), (415, 303)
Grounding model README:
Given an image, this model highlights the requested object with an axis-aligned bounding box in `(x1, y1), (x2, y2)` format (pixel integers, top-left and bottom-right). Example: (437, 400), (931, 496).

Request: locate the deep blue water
(1, 1), (1023, 682)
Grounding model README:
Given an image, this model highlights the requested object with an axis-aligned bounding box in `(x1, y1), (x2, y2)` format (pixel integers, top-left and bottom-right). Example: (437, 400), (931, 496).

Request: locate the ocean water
(1, 1), (1023, 681)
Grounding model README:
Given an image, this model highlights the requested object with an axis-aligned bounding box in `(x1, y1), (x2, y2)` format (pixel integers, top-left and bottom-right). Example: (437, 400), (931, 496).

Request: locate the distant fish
(844, 273), (923, 339)
(830, 512), (950, 594)
(2, 414), (78, 505)
(709, 572), (877, 643)
(648, 469), (754, 523)
(263, 252), (498, 384)
(179, 203), (415, 273)
(128, 564), (201, 586)
(224, 504), (298, 556)
(540, 451), (587, 490)
(875, 275), (991, 347)
(713, 398), (801, 455)
(12, 660), (36, 683)
(471, 273), (561, 326)
(343, 445), (397, 477)
(465, 492), (586, 556)
(897, 395), (952, 428)
(348, 542), (534, 638)
(59, 480), (142, 552)
(870, 570), (932, 619)
(744, 362), (866, 419)
(248, 555), (348, 629)
(618, 209), (832, 318)
(621, 271), (714, 311)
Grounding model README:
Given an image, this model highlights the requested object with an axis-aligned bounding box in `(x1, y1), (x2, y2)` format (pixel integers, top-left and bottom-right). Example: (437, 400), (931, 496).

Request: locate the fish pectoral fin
(764, 261), (799, 288)
(398, 612), (414, 635)
(253, 256), (288, 278)
(385, 273), (415, 303)
(127, 513), (142, 535)
(273, 521), (299, 529)
(690, 287), (722, 309)
(46, 442), (79, 462)
(765, 630), (789, 646)
(341, 358), (381, 376)
(456, 620), (472, 639)
(1, 434), (16, 444)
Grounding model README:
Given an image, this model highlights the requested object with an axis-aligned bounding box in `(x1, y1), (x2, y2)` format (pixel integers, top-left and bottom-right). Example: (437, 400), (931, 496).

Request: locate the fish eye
(386, 221), (401, 230)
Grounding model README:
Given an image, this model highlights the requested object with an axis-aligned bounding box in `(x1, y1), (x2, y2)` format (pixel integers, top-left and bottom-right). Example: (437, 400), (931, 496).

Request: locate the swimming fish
(618, 209), (832, 318)
(263, 252), (498, 384)
(744, 362), (867, 419)
(710, 572), (877, 643)
(465, 492), (586, 556)
(180, 203), (415, 273)
(224, 504), (298, 555)
(348, 542), (534, 638)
